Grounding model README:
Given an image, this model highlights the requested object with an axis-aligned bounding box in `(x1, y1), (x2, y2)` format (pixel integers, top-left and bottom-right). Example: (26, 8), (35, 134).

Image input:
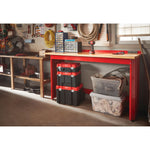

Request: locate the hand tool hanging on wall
(5, 39), (14, 54)
(45, 24), (53, 27)
(70, 24), (77, 31)
(138, 38), (150, 122)
(64, 24), (77, 31)
(77, 24), (99, 54)
(106, 24), (109, 41)
(98, 24), (103, 40)
(35, 25), (41, 37)
(28, 25), (31, 34)
(64, 24), (68, 27)
(32, 24), (35, 38)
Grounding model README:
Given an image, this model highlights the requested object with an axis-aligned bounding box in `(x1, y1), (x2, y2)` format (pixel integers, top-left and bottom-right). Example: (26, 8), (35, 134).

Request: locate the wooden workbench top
(45, 52), (140, 59)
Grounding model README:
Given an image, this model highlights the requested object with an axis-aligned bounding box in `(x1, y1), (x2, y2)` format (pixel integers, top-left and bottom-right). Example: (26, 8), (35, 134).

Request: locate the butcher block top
(45, 52), (140, 60)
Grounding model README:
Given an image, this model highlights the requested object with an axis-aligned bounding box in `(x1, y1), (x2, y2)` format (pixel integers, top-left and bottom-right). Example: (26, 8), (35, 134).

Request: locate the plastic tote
(91, 68), (127, 96)
(90, 92), (127, 117)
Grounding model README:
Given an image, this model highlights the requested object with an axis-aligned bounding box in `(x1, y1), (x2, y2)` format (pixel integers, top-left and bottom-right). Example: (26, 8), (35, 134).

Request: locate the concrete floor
(0, 85), (149, 126)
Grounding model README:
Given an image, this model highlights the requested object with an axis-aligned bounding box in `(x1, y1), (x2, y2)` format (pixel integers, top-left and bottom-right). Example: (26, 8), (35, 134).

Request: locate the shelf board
(14, 75), (40, 82)
(14, 75), (50, 84)
(0, 72), (11, 77)
(0, 55), (49, 60)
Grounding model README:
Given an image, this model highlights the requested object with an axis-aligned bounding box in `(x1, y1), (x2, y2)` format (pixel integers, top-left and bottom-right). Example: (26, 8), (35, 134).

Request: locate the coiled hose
(44, 30), (55, 48)
(77, 24), (99, 41)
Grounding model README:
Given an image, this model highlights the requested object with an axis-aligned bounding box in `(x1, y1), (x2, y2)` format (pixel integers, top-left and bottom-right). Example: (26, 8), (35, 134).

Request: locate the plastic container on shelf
(90, 92), (127, 117)
(91, 70), (127, 97)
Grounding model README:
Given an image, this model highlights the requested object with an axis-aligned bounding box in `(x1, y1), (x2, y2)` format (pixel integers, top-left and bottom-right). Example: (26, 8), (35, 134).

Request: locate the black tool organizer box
(57, 71), (81, 87)
(57, 62), (81, 72)
(56, 84), (83, 106)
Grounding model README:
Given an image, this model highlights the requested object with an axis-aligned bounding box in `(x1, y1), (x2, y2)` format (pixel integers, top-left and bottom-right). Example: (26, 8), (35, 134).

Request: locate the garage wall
(15, 24), (56, 52)
(14, 24), (149, 113)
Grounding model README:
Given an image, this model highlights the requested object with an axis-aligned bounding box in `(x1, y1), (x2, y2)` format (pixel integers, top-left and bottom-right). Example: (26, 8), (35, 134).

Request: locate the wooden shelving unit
(0, 55), (50, 97)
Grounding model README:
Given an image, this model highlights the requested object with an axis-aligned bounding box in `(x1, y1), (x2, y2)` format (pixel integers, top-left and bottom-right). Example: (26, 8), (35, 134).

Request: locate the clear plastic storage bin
(91, 74), (126, 96)
(90, 92), (126, 117)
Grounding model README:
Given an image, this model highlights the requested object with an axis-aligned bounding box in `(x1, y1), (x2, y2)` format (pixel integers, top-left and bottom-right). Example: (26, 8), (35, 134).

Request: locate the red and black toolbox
(56, 62), (83, 106)
(57, 62), (81, 72)
(56, 84), (83, 106)
(57, 71), (81, 87)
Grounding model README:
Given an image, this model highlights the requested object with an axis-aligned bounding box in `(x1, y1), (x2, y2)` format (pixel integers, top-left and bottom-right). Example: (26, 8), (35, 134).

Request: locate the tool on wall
(5, 36), (24, 55)
(28, 25), (31, 34)
(32, 24), (35, 38)
(35, 25), (41, 37)
(63, 24), (68, 27)
(45, 24), (53, 28)
(63, 24), (77, 31)
(0, 24), (17, 54)
(70, 24), (77, 31)
(5, 40), (14, 54)
(0, 29), (8, 54)
(39, 24), (45, 37)
(98, 24), (103, 40)
(138, 38), (150, 122)
(106, 24), (109, 41)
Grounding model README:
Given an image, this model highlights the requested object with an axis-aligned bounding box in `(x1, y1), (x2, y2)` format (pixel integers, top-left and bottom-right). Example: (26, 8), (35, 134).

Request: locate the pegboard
(15, 24), (56, 52)
(60, 24), (110, 47)
(14, 24), (110, 52)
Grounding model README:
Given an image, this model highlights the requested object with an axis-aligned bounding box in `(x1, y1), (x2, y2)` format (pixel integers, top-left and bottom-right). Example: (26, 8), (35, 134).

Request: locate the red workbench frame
(48, 50), (140, 121)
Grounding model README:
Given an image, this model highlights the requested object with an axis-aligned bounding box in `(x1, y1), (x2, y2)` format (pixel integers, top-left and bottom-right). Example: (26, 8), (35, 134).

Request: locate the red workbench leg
(50, 58), (64, 100)
(50, 59), (57, 99)
(129, 57), (140, 121)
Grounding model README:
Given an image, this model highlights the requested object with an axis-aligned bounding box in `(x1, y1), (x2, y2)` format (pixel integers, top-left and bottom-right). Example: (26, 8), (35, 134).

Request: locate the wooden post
(23, 58), (26, 85)
(10, 57), (14, 89)
(39, 59), (44, 98)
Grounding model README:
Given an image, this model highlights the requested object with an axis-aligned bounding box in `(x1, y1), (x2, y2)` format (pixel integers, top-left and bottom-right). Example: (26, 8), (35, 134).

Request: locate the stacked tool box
(56, 62), (83, 106)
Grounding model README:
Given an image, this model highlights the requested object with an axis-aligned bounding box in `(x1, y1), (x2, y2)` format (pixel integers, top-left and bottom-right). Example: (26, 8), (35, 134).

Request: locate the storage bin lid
(57, 62), (80, 68)
(90, 92), (125, 101)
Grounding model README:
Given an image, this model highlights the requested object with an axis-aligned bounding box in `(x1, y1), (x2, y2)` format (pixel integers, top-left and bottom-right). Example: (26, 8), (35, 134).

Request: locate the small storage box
(57, 62), (81, 72)
(91, 74), (126, 96)
(57, 71), (81, 87)
(64, 39), (82, 53)
(56, 84), (83, 106)
(55, 32), (68, 52)
(90, 92), (126, 117)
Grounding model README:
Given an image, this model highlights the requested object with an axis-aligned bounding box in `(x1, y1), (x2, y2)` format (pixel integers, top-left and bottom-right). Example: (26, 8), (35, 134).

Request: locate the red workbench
(46, 50), (141, 121)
